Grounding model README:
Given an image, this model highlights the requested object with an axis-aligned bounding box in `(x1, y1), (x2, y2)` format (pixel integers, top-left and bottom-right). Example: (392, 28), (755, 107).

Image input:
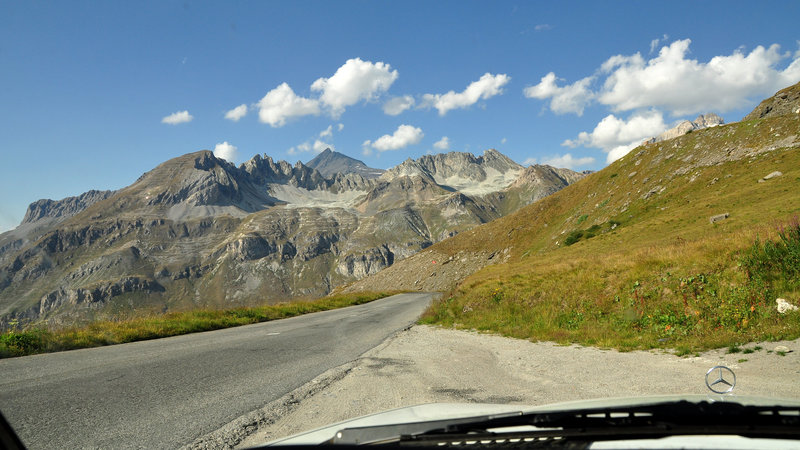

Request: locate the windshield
(1, 2), (799, 449)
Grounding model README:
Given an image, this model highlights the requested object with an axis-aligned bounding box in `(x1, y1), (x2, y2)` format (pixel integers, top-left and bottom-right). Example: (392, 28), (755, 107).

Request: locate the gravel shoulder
(235, 325), (800, 448)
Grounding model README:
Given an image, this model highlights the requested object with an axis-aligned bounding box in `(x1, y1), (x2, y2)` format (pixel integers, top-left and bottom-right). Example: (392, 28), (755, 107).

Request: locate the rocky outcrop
(383, 149), (522, 188)
(744, 83), (800, 121)
(22, 190), (116, 225)
(645, 113), (724, 144)
(242, 153), (328, 190)
(0, 276), (163, 330)
(336, 246), (394, 278)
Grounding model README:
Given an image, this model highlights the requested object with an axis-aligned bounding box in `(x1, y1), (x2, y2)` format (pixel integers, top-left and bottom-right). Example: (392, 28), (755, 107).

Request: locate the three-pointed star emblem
(705, 365), (736, 394)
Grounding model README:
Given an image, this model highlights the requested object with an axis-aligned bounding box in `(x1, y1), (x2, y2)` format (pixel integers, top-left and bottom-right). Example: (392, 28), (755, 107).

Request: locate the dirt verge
(234, 325), (799, 448)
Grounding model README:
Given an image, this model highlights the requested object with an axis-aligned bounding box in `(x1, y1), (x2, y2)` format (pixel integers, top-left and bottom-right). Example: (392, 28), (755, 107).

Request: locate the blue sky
(1, 1), (799, 232)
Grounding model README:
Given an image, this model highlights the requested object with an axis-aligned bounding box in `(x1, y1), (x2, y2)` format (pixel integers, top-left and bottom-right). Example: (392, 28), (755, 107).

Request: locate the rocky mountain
(644, 113), (724, 144)
(0, 190), (116, 272)
(0, 149), (582, 330)
(306, 148), (385, 179)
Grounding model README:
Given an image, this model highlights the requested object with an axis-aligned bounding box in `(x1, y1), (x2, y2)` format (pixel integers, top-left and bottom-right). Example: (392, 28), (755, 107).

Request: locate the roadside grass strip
(0, 292), (396, 358)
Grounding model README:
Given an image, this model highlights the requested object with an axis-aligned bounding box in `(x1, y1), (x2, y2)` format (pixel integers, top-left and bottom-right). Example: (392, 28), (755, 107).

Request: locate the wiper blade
(331, 400), (800, 445)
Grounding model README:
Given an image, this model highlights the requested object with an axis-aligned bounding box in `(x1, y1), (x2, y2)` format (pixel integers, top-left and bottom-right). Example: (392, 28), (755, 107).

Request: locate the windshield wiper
(330, 400), (800, 446)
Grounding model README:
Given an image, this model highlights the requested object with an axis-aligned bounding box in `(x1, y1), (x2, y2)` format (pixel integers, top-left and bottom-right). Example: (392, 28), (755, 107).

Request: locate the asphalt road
(0, 293), (433, 449)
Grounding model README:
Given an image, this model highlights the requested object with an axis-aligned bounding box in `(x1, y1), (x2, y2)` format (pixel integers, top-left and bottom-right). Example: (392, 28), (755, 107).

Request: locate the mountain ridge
(0, 148), (582, 329)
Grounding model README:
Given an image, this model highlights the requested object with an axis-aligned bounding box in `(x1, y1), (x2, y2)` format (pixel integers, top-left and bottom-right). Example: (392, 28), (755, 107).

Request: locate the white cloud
(224, 104), (248, 122)
(213, 141), (238, 162)
(337, 123), (344, 131)
(527, 39), (800, 118)
(363, 124), (424, 153)
(313, 139), (333, 153)
(522, 157), (536, 165)
(287, 141), (312, 155)
(288, 134), (334, 155)
(649, 34), (669, 54)
(161, 110), (193, 125)
(501, 137), (507, 144)
(534, 24), (553, 32)
(564, 110), (667, 164)
(361, 139), (373, 156)
(257, 82), (320, 127)
(433, 136), (450, 150)
(422, 73), (510, 115)
(599, 39), (800, 115)
(523, 72), (594, 116)
(311, 58), (398, 117)
(383, 95), (416, 116)
(540, 153), (596, 169)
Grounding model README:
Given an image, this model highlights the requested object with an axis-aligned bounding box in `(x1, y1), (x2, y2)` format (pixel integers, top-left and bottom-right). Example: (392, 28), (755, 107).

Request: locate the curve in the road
(0, 292), (433, 449)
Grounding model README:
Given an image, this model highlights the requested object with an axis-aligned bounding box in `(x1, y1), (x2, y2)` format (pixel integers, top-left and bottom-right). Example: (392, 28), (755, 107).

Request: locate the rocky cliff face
(22, 190), (116, 225)
(0, 148), (582, 330)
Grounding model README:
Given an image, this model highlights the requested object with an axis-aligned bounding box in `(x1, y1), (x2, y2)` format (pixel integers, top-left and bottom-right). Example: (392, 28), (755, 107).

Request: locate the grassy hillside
(421, 91), (800, 352)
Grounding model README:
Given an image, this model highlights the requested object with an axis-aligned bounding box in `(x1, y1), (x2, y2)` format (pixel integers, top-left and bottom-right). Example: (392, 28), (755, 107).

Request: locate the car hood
(264, 394), (800, 446)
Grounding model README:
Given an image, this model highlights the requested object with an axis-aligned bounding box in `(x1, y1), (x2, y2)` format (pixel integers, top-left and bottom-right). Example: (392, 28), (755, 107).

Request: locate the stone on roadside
(776, 298), (798, 314)
(774, 345), (791, 353)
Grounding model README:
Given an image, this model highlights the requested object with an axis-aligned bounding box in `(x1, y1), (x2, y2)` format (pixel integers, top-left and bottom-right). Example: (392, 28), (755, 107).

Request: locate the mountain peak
(306, 149), (384, 179)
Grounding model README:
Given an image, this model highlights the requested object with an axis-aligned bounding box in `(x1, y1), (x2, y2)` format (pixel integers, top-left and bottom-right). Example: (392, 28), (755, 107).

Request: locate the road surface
(0, 293), (432, 449)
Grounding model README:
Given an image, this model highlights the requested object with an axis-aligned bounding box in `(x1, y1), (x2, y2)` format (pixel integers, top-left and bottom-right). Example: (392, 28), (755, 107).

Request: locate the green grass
(0, 292), (396, 358)
(419, 110), (800, 353)
(421, 218), (800, 352)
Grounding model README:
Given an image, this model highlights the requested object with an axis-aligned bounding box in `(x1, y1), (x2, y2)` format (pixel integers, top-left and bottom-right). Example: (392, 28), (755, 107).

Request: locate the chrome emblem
(705, 365), (736, 394)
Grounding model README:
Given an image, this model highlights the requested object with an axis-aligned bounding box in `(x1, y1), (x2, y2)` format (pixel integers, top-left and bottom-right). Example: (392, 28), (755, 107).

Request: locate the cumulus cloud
(362, 124), (424, 154)
(599, 39), (800, 116)
(523, 73), (594, 116)
(213, 141), (238, 162)
(433, 136), (450, 150)
(224, 104), (248, 122)
(287, 141), (312, 155)
(540, 153), (596, 169)
(257, 82), (320, 127)
(383, 95), (416, 116)
(421, 73), (510, 115)
(564, 110), (667, 164)
(528, 39), (800, 118)
(311, 58), (398, 117)
(288, 126), (337, 155)
(337, 123), (344, 131)
(161, 110), (193, 125)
